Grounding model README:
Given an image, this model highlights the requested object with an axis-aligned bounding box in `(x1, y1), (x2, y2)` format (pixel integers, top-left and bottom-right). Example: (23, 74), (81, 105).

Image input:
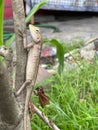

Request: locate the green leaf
(0, 0), (4, 46)
(5, 34), (15, 48)
(50, 39), (64, 75)
(25, 0), (48, 23)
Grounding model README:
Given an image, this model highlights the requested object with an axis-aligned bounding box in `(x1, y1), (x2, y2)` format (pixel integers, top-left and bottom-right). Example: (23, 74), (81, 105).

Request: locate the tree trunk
(0, 61), (19, 130)
(11, 0), (31, 129)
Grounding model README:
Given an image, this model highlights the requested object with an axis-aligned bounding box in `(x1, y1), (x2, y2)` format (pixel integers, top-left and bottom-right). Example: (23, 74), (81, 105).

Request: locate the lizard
(15, 24), (43, 130)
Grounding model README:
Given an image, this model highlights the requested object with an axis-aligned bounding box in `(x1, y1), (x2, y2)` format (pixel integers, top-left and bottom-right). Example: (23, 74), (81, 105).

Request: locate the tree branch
(85, 37), (98, 45)
(11, 0), (31, 130)
(34, 105), (60, 130)
(12, 0), (27, 108)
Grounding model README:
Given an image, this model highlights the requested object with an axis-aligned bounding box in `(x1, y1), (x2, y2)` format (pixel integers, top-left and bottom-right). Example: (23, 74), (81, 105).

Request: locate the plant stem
(0, 0), (4, 46)
(34, 105), (60, 130)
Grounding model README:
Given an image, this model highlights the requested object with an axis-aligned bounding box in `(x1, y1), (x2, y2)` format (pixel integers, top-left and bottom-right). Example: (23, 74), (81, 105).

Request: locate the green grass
(31, 56), (98, 130)
(62, 37), (84, 53)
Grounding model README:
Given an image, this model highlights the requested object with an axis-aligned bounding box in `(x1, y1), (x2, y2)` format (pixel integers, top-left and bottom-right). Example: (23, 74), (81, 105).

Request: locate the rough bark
(11, 0), (27, 103)
(0, 61), (19, 130)
(11, 0), (31, 129)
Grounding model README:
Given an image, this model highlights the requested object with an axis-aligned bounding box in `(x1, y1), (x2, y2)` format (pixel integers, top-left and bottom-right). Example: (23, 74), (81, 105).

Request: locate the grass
(31, 51), (98, 130)
(62, 37), (84, 53)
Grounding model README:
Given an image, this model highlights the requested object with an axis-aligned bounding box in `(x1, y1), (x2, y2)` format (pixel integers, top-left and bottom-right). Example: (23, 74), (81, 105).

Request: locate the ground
(40, 16), (98, 43)
(4, 13), (98, 43)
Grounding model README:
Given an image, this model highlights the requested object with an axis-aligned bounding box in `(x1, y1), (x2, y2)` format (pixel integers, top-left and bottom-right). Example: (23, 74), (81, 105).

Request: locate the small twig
(33, 105), (60, 130)
(64, 49), (79, 58)
(64, 49), (81, 68)
(85, 37), (98, 45)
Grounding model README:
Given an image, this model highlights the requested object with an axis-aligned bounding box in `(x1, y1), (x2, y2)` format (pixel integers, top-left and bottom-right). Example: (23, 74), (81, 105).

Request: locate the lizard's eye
(36, 29), (39, 32)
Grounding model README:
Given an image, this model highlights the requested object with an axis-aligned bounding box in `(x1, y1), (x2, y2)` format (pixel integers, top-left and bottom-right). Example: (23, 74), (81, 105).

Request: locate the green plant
(0, 0), (4, 46)
(25, 0), (48, 23)
(50, 39), (64, 75)
(31, 58), (98, 130)
(43, 38), (65, 75)
(63, 38), (84, 53)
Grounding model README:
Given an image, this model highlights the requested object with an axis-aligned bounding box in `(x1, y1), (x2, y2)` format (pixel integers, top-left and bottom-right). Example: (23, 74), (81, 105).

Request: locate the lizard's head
(29, 24), (42, 43)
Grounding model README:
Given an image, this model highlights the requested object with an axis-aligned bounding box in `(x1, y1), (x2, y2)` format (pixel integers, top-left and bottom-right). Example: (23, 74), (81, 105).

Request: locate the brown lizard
(16, 24), (43, 130)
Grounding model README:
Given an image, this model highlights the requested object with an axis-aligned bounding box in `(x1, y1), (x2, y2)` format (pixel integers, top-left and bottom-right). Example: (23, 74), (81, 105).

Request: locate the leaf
(5, 34), (15, 48)
(36, 86), (50, 108)
(0, 0), (4, 46)
(50, 39), (64, 75)
(25, 0), (48, 23)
